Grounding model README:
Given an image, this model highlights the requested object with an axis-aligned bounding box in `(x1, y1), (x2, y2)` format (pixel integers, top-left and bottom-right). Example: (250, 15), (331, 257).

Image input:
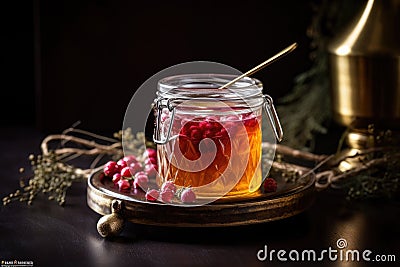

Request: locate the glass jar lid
(157, 74), (263, 101)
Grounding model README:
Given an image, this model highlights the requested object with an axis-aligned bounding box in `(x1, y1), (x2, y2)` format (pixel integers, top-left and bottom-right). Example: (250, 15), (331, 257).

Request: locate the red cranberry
(144, 148), (157, 159)
(117, 159), (127, 169)
(123, 155), (138, 165)
(133, 174), (149, 189)
(105, 161), (117, 168)
(180, 188), (196, 203)
(144, 157), (157, 165)
(209, 125), (221, 133)
(203, 129), (214, 138)
(189, 125), (199, 131)
(129, 162), (142, 174)
(179, 120), (196, 137)
(160, 189), (174, 203)
(161, 180), (176, 193)
(263, 178), (277, 192)
(136, 173), (149, 180)
(205, 120), (221, 132)
(117, 179), (130, 190)
(190, 129), (202, 140)
(112, 173), (122, 184)
(198, 121), (210, 130)
(218, 128), (228, 138)
(144, 164), (157, 178)
(145, 189), (160, 202)
(103, 161), (119, 177)
(121, 166), (133, 178)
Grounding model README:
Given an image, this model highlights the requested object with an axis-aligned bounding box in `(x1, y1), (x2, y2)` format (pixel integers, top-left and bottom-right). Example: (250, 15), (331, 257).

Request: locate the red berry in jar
(206, 121), (221, 132)
(120, 166), (133, 178)
(263, 178), (277, 193)
(198, 121), (210, 130)
(117, 179), (130, 190)
(190, 129), (202, 140)
(189, 124), (199, 132)
(203, 129), (214, 138)
(215, 128), (227, 138)
(180, 188), (196, 203)
(103, 161), (118, 177)
(145, 189), (160, 202)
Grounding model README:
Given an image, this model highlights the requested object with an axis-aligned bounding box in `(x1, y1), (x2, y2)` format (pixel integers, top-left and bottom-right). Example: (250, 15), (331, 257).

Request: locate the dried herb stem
(41, 134), (122, 156)
(263, 142), (328, 162)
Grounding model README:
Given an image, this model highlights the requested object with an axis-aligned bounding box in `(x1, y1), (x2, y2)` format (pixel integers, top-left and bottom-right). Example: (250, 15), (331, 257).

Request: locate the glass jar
(153, 74), (282, 199)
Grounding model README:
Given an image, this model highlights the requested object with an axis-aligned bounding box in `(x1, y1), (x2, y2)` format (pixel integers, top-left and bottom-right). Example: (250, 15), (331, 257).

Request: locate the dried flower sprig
(3, 152), (86, 206)
(2, 127), (144, 206)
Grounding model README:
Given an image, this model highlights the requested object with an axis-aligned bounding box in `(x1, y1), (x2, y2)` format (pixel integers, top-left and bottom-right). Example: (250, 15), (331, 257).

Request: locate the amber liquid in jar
(157, 110), (262, 197)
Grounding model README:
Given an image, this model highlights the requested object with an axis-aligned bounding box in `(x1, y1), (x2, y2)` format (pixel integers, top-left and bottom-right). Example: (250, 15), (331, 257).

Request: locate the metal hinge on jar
(263, 94), (283, 142)
(153, 97), (176, 145)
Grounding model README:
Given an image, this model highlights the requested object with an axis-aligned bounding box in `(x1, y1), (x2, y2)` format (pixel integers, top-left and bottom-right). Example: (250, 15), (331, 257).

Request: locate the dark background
(2, 2), (400, 267)
(1, 0), (316, 134)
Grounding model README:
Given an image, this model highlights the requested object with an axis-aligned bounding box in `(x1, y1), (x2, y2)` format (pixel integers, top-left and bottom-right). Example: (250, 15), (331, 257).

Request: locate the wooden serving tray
(87, 166), (315, 237)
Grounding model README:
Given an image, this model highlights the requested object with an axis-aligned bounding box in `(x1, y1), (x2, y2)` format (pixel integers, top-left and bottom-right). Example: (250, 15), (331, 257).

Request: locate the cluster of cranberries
(103, 148), (157, 191)
(179, 117), (226, 142)
(102, 148), (196, 204)
(145, 181), (196, 204)
(178, 114), (259, 143)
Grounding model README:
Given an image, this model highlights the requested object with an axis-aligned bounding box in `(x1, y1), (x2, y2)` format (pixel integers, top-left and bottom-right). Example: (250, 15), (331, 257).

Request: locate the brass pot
(328, 0), (400, 129)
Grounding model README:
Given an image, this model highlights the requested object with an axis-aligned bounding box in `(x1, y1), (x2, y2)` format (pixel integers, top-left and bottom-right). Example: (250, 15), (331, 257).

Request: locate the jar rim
(157, 74), (263, 100)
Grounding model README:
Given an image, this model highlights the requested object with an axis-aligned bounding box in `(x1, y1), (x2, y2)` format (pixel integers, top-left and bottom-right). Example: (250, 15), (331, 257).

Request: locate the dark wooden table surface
(1, 126), (399, 267)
